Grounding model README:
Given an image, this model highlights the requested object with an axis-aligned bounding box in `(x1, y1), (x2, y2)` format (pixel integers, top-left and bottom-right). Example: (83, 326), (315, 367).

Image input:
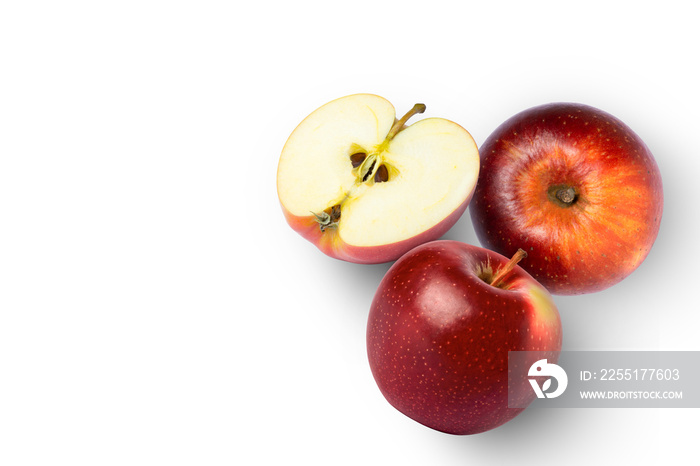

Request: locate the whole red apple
(366, 240), (562, 435)
(469, 103), (663, 295)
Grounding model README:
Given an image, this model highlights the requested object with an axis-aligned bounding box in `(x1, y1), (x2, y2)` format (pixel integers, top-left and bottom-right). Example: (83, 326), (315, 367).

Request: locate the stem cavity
(556, 186), (576, 204)
(548, 184), (578, 207)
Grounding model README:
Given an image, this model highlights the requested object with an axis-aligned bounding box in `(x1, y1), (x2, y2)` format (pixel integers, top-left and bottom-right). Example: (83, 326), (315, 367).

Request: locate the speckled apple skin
(366, 240), (562, 435)
(280, 192), (472, 264)
(470, 103), (663, 295)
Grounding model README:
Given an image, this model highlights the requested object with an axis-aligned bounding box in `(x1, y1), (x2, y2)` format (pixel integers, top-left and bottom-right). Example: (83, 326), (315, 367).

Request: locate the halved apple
(277, 94), (479, 264)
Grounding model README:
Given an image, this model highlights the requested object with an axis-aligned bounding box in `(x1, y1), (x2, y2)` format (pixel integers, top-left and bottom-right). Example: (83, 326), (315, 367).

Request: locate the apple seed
(350, 152), (367, 168)
(374, 164), (389, 183)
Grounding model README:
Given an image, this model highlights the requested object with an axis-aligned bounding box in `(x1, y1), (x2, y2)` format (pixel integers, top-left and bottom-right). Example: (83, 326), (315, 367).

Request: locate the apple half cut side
(277, 94), (480, 264)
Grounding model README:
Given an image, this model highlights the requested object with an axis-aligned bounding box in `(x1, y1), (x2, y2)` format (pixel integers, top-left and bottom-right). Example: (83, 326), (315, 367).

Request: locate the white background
(1, 1), (698, 465)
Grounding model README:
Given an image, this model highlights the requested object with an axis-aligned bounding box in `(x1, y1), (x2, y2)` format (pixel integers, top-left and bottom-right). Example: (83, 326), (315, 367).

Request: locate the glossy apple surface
(366, 240), (562, 435)
(470, 103), (663, 294)
(277, 94), (480, 264)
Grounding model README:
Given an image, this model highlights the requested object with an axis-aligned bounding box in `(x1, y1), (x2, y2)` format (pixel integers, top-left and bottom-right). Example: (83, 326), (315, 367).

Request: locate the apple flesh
(366, 240), (562, 435)
(469, 103), (663, 295)
(277, 94), (480, 264)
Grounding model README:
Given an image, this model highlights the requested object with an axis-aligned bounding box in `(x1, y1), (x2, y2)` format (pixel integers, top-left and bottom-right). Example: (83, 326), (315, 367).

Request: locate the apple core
(309, 104), (427, 231)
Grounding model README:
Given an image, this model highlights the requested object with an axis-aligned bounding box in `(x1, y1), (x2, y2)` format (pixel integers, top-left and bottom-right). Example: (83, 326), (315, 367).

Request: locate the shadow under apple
(440, 205), (480, 247)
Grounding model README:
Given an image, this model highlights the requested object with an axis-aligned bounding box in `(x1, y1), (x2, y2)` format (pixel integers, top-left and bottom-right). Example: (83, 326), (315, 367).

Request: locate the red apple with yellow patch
(366, 240), (562, 435)
(277, 94), (480, 264)
(470, 103), (663, 295)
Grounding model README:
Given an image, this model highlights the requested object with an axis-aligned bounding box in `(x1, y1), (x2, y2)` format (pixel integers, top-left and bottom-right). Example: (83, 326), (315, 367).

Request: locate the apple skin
(279, 193), (472, 264)
(469, 103), (663, 295)
(366, 240), (562, 435)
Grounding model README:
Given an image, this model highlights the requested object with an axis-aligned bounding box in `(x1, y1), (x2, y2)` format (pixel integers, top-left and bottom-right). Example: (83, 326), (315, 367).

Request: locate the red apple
(277, 94), (480, 264)
(469, 103), (663, 295)
(366, 240), (562, 435)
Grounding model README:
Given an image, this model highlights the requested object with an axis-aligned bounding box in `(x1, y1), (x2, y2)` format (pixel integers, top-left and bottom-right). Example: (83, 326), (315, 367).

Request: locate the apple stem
(548, 184), (578, 207)
(556, 187), (576, 205)
(385, 103), (426, 141)
(490, 249), (528, 288)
